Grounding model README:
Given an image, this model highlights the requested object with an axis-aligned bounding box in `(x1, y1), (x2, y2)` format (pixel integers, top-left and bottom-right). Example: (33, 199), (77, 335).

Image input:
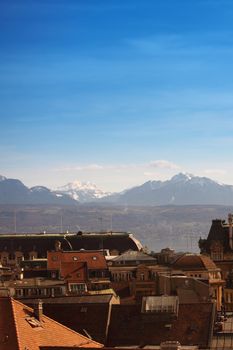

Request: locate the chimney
(34, 299), (43, 321)
(55, 240), (62, 252)
(229, 214), (233, 250)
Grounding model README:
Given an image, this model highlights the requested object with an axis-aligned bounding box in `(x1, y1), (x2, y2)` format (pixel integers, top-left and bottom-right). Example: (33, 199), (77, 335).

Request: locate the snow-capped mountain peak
(170, 172), (194, 183)
(58, 181), (99, 192)
(56, 180), (111, 202)
(0, 175), (7, 182)
(30, 186), (50, 192)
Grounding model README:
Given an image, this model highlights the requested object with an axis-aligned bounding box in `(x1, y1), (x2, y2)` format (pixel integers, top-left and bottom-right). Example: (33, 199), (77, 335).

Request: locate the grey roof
(5, 278), (65, 288)
(23, 294), (114, 304)
(112, 250), (157, 262)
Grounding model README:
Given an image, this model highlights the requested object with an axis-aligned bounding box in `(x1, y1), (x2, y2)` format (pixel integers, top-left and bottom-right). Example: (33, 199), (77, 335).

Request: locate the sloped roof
(176, 288), (200, 303)
(107, 302), (215, 347)
(47, 251), (107, 270)
(201, 219), (231, 253)
(23, 294), (118, 344)
(24, 294), (114, 304)
(0, 297), (103, 350)
(60, 261), (86, 280)
(112, 250), (157, 262)
(0, 232), (142, 255)
(172, 253), (217, 270)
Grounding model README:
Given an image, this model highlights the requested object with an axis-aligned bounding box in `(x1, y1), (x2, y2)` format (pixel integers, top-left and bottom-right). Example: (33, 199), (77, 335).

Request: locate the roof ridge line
(10, 297), (21, 350)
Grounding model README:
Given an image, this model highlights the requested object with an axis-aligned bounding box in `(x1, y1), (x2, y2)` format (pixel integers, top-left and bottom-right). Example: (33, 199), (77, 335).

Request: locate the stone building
(47, 249), (111, 292)
(171, 253), (224, 311)
(0, 231), (142, 268)
(199, 215), (233, 280)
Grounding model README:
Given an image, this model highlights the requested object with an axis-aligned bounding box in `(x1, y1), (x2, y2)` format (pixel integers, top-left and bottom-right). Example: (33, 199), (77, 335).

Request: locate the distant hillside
(0, 176), (76, 205)
(101, 173), (233, 206)
(0, 204), (232, 252)
(1, 173), (233, 206)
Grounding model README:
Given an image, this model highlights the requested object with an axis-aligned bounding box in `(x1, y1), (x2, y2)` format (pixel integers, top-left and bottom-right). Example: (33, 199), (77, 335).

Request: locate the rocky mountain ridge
(1, 173), (233, 206)
(100, 173), (233, 206)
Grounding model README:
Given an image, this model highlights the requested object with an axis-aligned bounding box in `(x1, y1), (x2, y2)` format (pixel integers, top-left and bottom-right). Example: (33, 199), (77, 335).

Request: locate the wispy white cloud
(149, 160), (180, 170)
(54, 160), (180, 173)
(54, 164), (104, 172)
(128, 32), (233, 57)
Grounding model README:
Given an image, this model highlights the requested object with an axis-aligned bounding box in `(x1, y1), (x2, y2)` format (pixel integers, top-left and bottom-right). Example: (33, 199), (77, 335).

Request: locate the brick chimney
(34, 299), (43, 321)
(229, 214), (233, 250)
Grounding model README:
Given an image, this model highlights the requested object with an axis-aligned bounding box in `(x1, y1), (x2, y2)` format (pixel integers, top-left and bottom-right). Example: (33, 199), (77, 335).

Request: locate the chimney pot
(34, 299), (43, 321)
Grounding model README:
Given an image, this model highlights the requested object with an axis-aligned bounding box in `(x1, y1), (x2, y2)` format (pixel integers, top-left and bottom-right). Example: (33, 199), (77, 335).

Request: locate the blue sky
(1, 0), (233, 191)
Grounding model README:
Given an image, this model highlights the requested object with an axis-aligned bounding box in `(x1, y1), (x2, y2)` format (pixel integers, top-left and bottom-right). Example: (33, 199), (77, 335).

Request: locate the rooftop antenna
(185, 234), (189, 251)
(14, 210), (17, 234)
(60, 211), (63, 233)
(110, 213), (113, 232)
(98, 217), (103, 232)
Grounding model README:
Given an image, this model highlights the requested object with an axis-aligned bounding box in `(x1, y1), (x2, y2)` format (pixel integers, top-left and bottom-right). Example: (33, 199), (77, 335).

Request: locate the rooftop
(0, 231), (132, 238)
(172, 254), (218, 271)
(111, 250), (157, 263)
(23, 294), (115, 304)
(0, 297), (103, 350)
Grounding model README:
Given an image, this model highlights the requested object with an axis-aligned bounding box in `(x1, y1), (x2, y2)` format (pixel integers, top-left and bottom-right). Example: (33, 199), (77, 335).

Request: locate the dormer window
(210, 241), (223, 261)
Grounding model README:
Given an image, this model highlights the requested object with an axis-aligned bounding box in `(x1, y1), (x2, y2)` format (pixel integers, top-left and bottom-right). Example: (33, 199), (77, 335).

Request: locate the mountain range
(1, 173), (233, 206)
(0, 176), (76, 205)
(103, 173), (233, 206)
(56, 181), (110, 202)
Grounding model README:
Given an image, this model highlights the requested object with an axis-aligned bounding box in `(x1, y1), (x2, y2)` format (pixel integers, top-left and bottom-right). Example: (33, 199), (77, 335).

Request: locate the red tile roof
(0, 297), (103, 350)
(47, 251), (107, 270)
(60, 262), (87, 281)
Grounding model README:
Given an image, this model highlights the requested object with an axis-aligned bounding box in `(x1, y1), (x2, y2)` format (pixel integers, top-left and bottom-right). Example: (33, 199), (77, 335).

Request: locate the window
(210, 241), (224, 261)
(211, 251), (223, 261)
(140, 273), (145, 281)
(80, 307), (87, 312)
(51, 271), (57, 279)
(73, 256), (78, 261)
(15, 289), (22, 297)
(69, 283), (86, 293)
(92, 256), (97, 260)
